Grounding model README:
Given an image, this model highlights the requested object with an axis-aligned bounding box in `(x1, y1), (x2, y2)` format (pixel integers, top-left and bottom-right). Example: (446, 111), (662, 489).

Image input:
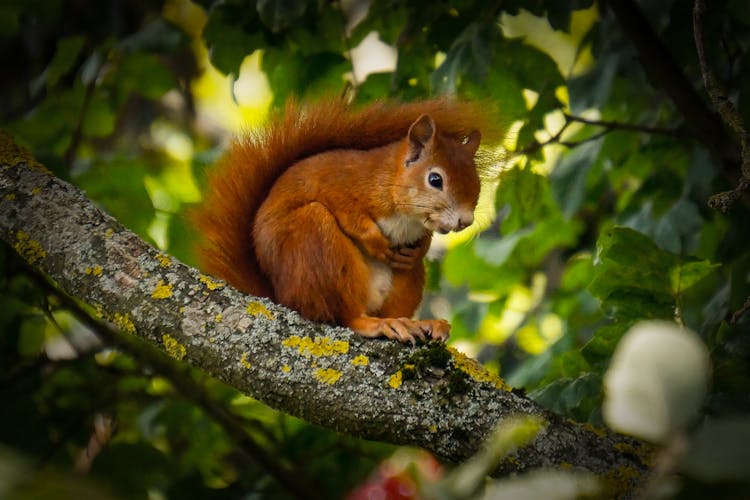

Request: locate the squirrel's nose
(456, 214), (474, 231)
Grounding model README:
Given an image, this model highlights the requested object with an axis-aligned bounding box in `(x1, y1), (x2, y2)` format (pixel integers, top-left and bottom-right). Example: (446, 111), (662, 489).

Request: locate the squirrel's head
(395, 114), (481, 234)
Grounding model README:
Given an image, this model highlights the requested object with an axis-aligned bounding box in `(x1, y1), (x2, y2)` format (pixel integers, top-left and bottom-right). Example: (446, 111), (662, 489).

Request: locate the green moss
(397, 342), (475, 400)
(402, 341), (450, 375)
(447, 368), (471, 395)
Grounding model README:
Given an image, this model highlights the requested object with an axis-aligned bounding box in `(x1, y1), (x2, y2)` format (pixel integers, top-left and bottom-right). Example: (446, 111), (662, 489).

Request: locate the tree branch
(0, 130), (652, 496)
(692, 0), (750, 213)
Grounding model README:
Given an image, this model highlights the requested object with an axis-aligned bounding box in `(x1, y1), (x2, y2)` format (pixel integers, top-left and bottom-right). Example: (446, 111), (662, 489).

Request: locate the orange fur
(193, 97), (499, 343)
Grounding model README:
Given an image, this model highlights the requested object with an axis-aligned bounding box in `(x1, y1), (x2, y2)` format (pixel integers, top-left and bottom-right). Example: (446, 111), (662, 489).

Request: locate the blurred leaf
(436, 415), (546, 499)
(474, 228), (532, 266)
(18, 316), (46, 357)
(589, 227), (676, 304)
(203, 2), (264, 75)
(34, 35), (85, 92)
(349, 1), (409, 46)
(483, 469), (601, 500)
(529, 373), (601, 422)
(115, 52), (177, 101)
(256, 0), (309, 33)
(91, 442), (174, 497)
(550, 138), (603, 217)
(82, 93), (116, 138)
(671, 260), (721, 295)
(118, 18), (189, 53)
(263, 49), (348, 105)
(353, 72), (393, 103)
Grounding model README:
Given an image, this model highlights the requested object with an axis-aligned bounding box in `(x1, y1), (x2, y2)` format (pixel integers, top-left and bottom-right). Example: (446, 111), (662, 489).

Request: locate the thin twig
(730, 295), (750, 325)
(563, 113), (687, 137)
(693, 0), (750, 213)
(518, 112), (684, 155)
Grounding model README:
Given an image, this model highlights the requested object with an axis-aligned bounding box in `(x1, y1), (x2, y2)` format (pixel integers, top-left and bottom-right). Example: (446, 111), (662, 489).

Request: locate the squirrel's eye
(427, 172), (443, 190)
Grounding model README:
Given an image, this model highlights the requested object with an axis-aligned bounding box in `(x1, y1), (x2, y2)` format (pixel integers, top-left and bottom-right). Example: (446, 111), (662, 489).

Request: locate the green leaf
(118, 18), (188, 53)
(671, 260), (721, 295)
(256, 0), (309, 33)
(264, 49), (348, 105)
(44, 35), (86, 88)
(567, 49), (620, 114)
(529, 373), (602, 421)
(474, 228), (532, 266)
(495, 166), (559, 232)
(589, 227), (676, 302)
(349, 0), (409, 46)
(115, 52), (177, 101)
(18, 316), (46, 357)
(353, 72), (393, 103)
(550, 138), (603, 217)
(82, 93), (116, 138)
(203, 2), (264, 75)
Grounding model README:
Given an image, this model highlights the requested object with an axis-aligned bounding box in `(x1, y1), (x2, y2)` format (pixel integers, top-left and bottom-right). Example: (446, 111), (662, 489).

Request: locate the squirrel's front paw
(386, 245), (423, 270)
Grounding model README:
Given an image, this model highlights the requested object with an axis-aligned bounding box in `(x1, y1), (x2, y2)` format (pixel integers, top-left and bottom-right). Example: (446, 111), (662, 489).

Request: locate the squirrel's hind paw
(348, 316), (450, 345)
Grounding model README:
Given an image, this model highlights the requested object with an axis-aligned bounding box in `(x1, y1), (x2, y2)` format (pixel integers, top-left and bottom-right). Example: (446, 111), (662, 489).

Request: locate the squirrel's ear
(406, 114), (435, 165)
(464, 130), (481, 155)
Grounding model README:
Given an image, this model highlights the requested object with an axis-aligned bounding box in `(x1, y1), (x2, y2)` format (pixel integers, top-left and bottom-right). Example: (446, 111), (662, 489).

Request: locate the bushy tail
(192, 97), (501, 297)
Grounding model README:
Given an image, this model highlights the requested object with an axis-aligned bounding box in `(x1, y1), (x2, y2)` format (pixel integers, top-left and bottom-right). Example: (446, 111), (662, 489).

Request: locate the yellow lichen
(104, 228), (115, 238)
(314, 368), (342, 385)
(162, 334), (186, 360)
(246, 301), (275, 319)
(215, 313), (223, 323)
(14, 231), (47, 264)
(282, 335), (349, 357)
(151, 280), (173, 299)
(351, 355), (369, 366)
(112, 312), (135, 334)
(448, 346), (510, 390)
(605, 464), (644, 495)
(613, 440), (656, 467)
(240, 352), (252, 369)
(199, 274), (224, 290)
(282, 365), (291, 372)
(4, 193), (15, 201)
(583, 422), (608, 437)
(156, 253), (172, 268)
(388, 370), (403, 389)
(179, 306), (185, 314)
(429, 425), (438, 433)
(85, 265), (103, 277)
(31, 186), (41, 195)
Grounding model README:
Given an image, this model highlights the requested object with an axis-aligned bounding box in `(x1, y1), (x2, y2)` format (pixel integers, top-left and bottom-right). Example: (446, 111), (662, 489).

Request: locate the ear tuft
(406, 114), (435, 164)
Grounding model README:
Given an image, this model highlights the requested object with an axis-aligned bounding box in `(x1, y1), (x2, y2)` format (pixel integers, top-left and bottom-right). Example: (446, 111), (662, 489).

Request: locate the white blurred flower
(603, 320), (710, 443)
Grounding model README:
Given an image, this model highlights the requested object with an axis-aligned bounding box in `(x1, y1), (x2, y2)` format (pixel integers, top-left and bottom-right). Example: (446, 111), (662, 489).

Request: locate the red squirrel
(193, 98), (495, 344)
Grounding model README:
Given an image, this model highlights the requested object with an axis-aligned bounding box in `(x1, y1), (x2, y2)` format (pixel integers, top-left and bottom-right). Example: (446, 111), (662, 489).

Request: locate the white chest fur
(377, 214), (425, 246)
(365, 215), (426, 314)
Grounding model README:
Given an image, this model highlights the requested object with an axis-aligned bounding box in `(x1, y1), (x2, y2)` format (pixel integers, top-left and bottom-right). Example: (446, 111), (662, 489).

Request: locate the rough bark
(0, 130), (651, 495)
